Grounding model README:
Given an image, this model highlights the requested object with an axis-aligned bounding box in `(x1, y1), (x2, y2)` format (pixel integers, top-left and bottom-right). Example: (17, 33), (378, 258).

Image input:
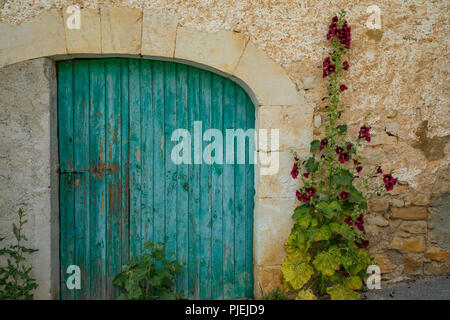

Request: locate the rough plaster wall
(0, 0), (449, 293)
(0, 58), (56, 299)
(1, 0), (448, 207)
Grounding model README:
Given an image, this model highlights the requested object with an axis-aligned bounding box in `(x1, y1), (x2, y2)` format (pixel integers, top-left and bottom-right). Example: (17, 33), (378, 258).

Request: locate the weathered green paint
(58, 58), (255, 300)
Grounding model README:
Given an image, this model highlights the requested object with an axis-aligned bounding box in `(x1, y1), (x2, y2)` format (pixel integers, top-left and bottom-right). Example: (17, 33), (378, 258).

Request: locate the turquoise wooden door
(58, 58), (255, 300)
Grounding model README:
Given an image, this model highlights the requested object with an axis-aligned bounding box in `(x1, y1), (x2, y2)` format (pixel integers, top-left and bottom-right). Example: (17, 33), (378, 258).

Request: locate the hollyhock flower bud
(303, 172), (310, 178)
(338, 152), (350, 163)
(305, 187), (317, 197)
(356, 166), (363, 173)
(340, 84), (348, 91)
(323, 57), (331, 68)
(343, 61), (349, 70)
(339, 191), (349, 201)
(291, 162), (299, 179)
(346, 143), (353, 151)
(296, 190), (302, 201)
(335, 146), (344, 154)
(377, 166), (383, 174)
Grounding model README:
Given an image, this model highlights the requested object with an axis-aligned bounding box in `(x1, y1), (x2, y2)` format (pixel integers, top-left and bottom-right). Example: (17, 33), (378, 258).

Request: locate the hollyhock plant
(282, 10), (397, 301)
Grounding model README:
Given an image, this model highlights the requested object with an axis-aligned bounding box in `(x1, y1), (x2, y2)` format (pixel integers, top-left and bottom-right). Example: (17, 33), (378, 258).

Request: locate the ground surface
(362, 276), (450, 300)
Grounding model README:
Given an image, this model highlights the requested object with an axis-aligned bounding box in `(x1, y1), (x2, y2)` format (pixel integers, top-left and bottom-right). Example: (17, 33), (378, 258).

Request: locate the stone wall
(0, 0), (448, 297)
(0, 58), (58, 299)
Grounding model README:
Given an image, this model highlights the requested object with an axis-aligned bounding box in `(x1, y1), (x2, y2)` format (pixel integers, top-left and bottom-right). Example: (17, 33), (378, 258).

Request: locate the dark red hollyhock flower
(335, 146), (344, 154)
(355, 239), (369, 248)
(340, 84), (348, 92)
(338, 152), (350, 163)
(353, 159), (359, 165)
(323, 69), (328, 78)
(377, 166), (383, 174)
(305, 186), (317, 197)
(327, 64), (336, 73)
(344, 215), (353, 226)
(291, 162), (299, 179)
(385, 182), (394, 191)
(385, 177), (398, 191)
(303, 172), (310, 178)
(356, 166), (363, 173)
(383, 174), (393, 184)
(332, 16), (338, 23)
(296, 190), (302, 201)
(355, 214), (365, 231)
(319, 138), (328, 151)
(343, 61), (349, 70)
(358, 126), (371, 142)
(339, 191), (349, 201)
(346, 143), (353, 151)
(323, 57), (331, 68)
(301, 193), (311, 203)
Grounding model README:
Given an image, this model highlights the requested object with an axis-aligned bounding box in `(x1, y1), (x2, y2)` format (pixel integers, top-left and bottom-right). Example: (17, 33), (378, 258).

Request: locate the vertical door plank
(89, 59), (107, 299)
(187, 66), (200, 299)
(152, 60), (165, 247)
(119, 59), (130, 274)
(199, 70), (212, 299)
(222, 79), (236, 299)
(140, 59), (154, 249)
(211, 74), (224, 299)
(129, 59), (142, 257)
(73, 61), (90, 299)
(175, 63), (189, 296)
(234, 86), (247, 298)
(105, 59), (122, 298)
(58, 61), (74, 300)
(164, 62), (177, 262)
(245, 95), (255, 298)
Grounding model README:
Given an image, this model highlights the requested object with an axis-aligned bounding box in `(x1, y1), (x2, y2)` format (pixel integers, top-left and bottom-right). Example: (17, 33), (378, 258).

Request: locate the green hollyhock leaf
(327, 284), (360, 300)
(316, 200), (342, 218)
(293, 206), (312, 228)
(312, 247), (341, 276)
(281, 255), (314, 290)
(331, 170), (354, 186)
(337, 125), (347, 135)
(284, 233), (310, 262)
(344, 276), (362, 290)
(315, 224), (332, 241)
(310, 140), (321, 152)
(348, 186), (364, 203)
(295, 289), (317, 300)
(306, 157), (319, 173)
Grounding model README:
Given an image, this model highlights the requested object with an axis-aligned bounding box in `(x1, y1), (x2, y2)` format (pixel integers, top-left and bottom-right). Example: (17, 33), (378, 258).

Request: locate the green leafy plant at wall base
(282, 10), (397, 300)
(0, 209), (38, 300)
(113, 241), (182, 300)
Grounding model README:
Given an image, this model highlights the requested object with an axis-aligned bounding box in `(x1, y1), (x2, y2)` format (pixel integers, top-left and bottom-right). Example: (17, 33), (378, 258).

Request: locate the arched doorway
(58, 58), (255, 299)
